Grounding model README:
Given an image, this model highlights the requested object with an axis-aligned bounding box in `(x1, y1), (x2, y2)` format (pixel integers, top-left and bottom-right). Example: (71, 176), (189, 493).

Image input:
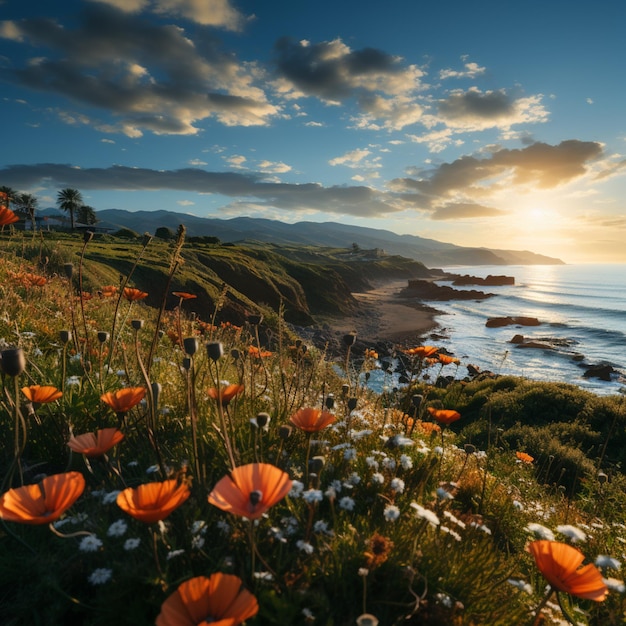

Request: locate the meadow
(1, 218), (625, 625)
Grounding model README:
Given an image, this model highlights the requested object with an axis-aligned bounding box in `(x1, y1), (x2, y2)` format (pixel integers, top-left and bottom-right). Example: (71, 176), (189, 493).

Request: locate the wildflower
(101, 387), (146, 413)
(556, 524), (587, 543)
(603, 577), (625, 593)
(302, 489), (324, 504)
(410, 502), (440, 527)
(313, 520), (332, 534)
(595, 555), (621, 570)
(207, 383), (244, 406)
(156, 573), (258, 626)
(384, 504), (400, 522)
(371, 472), (385, 485)
(526, 522), (555, 541)
(100, 285), (118, 297)
(440, 526), (462, 541)
(107, 519), (128, 537)
(290, 407), (336, 432)
(0, 205), (19, 226)
(364, 532), (394, 569)
(88, 568), (113, 585)
(297, 540), (314, 554)
(390, 478), (405, 494)
(68, 427), (124, 457)
(166, 549), (185, 560)
(365, 456), (379, 469)
(443, 510), (466, 529)
(528, 540), (608, 601)
(21, 385), (62, 404)
(427, 407), (461, 425)
(79, 535), (103, 552)
(289, 480), (305, 498)
(191, 535), (205, 550)
(122, 287), (148, 302)
(436, 486), (454, 501)
(216, 519), (231, 534)
(403, 346), (438, 358)
(302, 607), (315, 621)
(117, 479), (191, 523)
(208, 463), (292, 520)
(124, 537), (141, 551)
(344, 447), (357, 461)
(191, 520), (207, 535)
(0, 472), (85, 525)
(248, 345), (272, 358)
(438, 354), (460, 366)
(172, 291), (197, 300)
(516, 451), (534, 464)
(339, 496), (355, 511)
(507, 578), (533, 594)
(400, 454), (413, 470)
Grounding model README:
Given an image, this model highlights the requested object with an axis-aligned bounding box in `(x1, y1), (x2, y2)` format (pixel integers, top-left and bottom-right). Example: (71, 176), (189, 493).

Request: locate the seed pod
(206, 342), (224, 361)
(0, 347), (26, 377)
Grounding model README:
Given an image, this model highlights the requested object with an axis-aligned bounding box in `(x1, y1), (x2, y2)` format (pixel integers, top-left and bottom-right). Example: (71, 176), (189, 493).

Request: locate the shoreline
(320, 279), (443, 348)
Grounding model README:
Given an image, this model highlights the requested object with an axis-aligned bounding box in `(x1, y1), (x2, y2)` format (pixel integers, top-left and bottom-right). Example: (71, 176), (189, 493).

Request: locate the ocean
(418, 263), (626, 396)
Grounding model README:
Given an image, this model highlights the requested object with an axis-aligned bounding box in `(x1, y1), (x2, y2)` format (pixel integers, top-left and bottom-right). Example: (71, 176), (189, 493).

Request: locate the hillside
(44, 208), (565, 267)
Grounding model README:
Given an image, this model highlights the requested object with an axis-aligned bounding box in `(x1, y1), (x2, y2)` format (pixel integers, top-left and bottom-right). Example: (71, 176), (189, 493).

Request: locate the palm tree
(14, 193), (38, 231)
(0, 186), (17, 209)
(57, 188), (83, 230)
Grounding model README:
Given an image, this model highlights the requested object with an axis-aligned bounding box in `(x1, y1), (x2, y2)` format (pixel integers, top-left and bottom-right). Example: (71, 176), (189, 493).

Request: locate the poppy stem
(48, 524), (94, 539)
(531, 586), (553, 626)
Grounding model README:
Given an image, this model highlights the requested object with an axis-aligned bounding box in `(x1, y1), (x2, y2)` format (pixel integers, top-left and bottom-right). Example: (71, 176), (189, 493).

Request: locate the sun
(528, 207), (547, 221)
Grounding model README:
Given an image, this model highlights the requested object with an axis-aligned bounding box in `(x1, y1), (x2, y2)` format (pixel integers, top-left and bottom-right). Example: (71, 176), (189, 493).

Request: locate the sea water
(417, 263), (626, 396)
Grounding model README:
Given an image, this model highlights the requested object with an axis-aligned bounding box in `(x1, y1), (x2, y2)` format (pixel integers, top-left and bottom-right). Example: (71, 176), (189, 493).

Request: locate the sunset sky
(1, 0), (626, 263)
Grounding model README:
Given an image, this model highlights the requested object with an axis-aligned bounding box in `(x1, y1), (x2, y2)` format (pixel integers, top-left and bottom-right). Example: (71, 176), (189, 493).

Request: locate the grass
(1, 226), (626, 625)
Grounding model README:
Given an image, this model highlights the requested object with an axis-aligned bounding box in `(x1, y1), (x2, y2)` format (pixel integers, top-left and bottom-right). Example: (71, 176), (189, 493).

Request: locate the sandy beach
(324, 279), (442, 346)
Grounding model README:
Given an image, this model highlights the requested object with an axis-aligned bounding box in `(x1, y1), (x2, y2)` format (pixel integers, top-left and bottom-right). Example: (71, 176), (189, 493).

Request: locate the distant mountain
(41, 208), (565, 267)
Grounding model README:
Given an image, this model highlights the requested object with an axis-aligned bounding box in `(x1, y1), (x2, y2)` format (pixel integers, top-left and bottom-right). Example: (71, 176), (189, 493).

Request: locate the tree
(0, 186), (18, 209)
(14, 193), (38, 231)
(155, 226), (175, 240)
(77, 205), (98, 225)
(57, 188), (84, 230)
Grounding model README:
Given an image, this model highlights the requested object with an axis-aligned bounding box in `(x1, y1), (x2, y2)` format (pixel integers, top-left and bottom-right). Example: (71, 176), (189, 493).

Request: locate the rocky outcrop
(486, 316), (540, 328)
(449, 274), (515, 286)
(401, 279), (492, 301)
(582, 364), (619, 381)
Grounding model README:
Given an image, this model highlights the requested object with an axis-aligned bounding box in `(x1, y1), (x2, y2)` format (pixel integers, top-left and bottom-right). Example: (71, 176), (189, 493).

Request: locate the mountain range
(42, 208), (564, 267)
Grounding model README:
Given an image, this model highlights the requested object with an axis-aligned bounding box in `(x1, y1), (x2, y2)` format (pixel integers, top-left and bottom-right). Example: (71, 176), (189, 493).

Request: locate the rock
(510, 334), (525, 344)
(486, 316), (540, 328)
(450, 274), (515, 286)
(582, 364), (617, 381)
(571, 353), (585, 362)
(402, 279), (493, 301)
(515, 341), (554, 350)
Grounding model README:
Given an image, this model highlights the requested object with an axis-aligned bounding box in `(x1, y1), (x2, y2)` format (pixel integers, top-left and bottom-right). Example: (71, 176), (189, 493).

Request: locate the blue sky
(1, 0), (626, 262)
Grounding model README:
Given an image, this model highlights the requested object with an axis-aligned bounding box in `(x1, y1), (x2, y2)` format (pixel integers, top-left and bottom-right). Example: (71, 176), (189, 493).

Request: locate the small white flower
(79, 535), (103, 552)
(371, 472), (385, 485)
(348, 472), (361, 485)
(365, 456), (379, 470)
(146, 464), (160, 474)
(166, 549), (185, 560)
(217, 519), (231, 534)
(512, 500), (524, 510)
(595, 555), (621, 570)
(253, 571), (274, 582)
(66, 376), (81, 387)
(556, 524), (587, 543)
(296, 540), (314, 554)
(302, 607), (315, 620)
(339, 496), (355, 511)
(325, 486), (337, 500)
(603, 577), (626, 593)
(358, 568), (369, 577)
(443, 510), (465, 529)
(435, 593), (452, 608)
(526, 523), (555, 541)
(313, 520), (333, 535)
(383, 504), (400, 522)
(191, 535), (205, 550)
(410, 502), (440, 527)
(440, 526), (462, 541)
(381, 457), (396, 471)
(289, 480), (305, 498)
(102, 490), (121, 505)
(344, 447), (357, 461)
(88, 568), (112, 585)
(433, 446), (444, 456)
(302, 489), (323, 504)
(507, 578), (533, 594)
(124, 538), (141, 551)
(390, 478), (405, 494)
(436, 486), (454, 501)
(107, 519), (128, 537)
(400, 454), (413, 470)
(191, 520), (207, 535)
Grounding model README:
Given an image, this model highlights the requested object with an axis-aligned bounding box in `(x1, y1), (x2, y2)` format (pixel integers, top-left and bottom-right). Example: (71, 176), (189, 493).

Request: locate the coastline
(321, 279), (442, 347)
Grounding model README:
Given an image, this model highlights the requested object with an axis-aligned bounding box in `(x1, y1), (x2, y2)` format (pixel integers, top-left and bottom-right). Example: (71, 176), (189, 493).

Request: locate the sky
(1, 0), (626, 263)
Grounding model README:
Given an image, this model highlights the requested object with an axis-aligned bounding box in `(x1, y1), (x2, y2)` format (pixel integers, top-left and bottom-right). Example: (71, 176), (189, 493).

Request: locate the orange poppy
(364, 349), (379, 360)
(117, 479), (191, 523)
(528, 540), (608, 601)
(21, 385), (63, 404)
(172, 291), (197, 300)
(0, 205), (19, 226)
(208, 463), (292, 520)
(516, 451), (534, 464)
(23, 273), (47, 287)
(0, 471), (85, 525)
(100, 285), (118, 297)
(409, 418), (441, 435)
(101, 387), (146, 413)
(67, 428), (125, 457)
(248, 345), (272, 358)
(207, 384), (244, 406)
(123, 287), (148, 302)
(156, 573), (258, 626)
(438, 354), (460, 366)
(290, 407), (336, 432)
(403, 346), (439, 358)
(427, 407), (461, 425)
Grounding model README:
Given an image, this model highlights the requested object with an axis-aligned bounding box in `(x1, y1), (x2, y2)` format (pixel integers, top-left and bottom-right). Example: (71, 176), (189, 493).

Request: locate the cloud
(0, 4), (277, 136)
(391, 140), (604, 201)
(328, 149), (372, 167)
(439, 59), (486, 80)
(86, 0), (247, 30)
(1, 163), (407, 218)
(431, 202), (507, 220)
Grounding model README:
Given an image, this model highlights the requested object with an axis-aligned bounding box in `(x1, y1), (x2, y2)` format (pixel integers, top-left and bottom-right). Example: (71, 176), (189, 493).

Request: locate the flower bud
(309, 456), (325, 474)
(183, 337), (198, 356)
(347, 397), (358, 411)
(278, 425), (293, 440)
(97, 331), (110, 344)
(0, 347), (26, 377)
(343, 332), (357, 347)
(325, 394), (335, 410)
(206, 342), (224, 361)
(255, 412), (270, 428)
(59, 330), (72, 345)
(131, 319), (144, 330)
(83, 230), (94, 243)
